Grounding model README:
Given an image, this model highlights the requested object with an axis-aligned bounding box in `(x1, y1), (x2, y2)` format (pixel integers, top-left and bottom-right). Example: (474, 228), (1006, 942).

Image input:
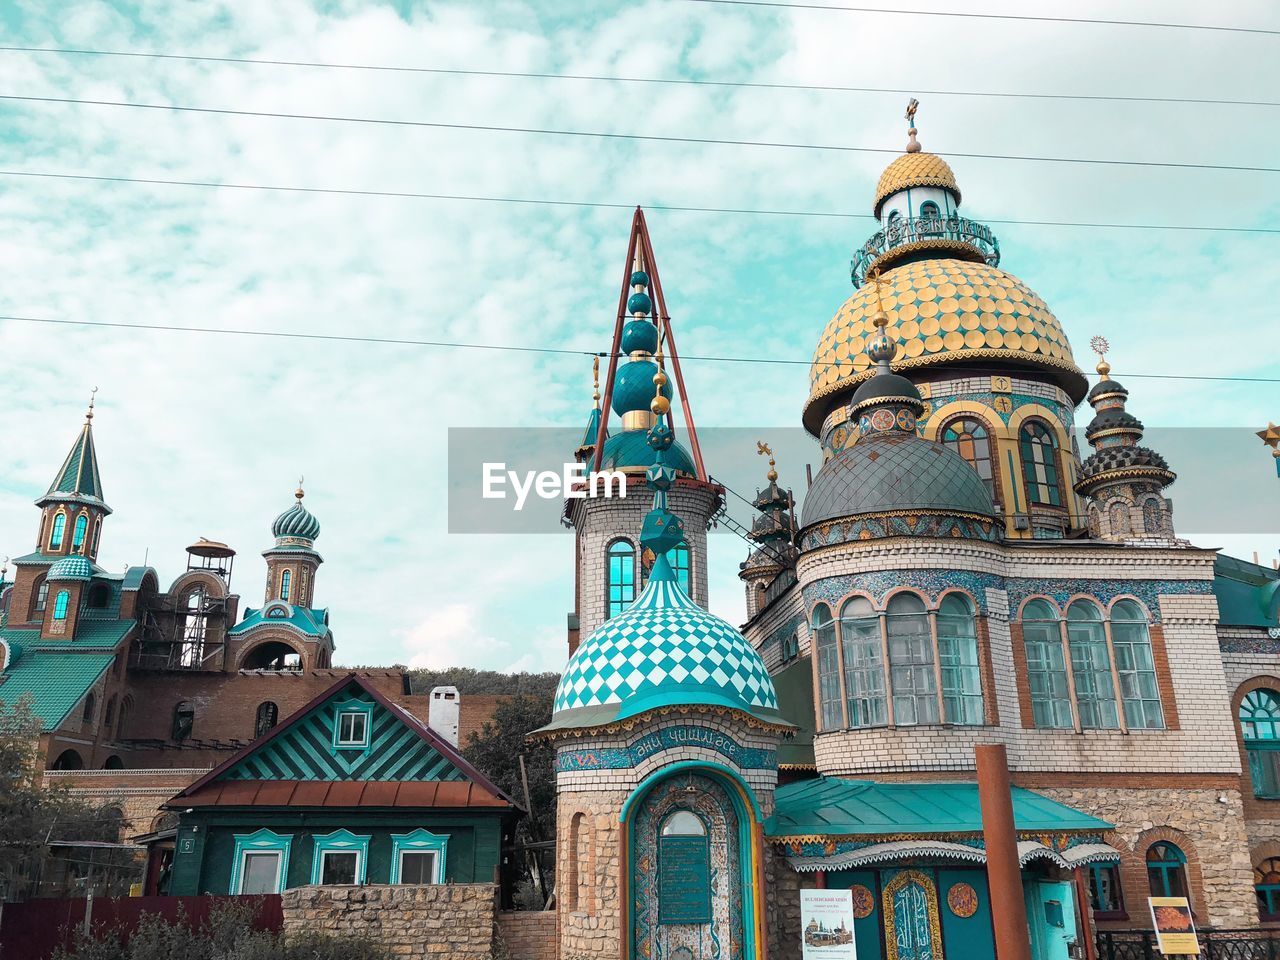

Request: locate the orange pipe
(977, 744), (1031, 960)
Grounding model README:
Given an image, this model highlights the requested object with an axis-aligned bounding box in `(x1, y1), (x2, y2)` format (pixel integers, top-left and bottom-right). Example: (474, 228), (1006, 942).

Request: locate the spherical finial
(653, 370), (668, 389)
(904, 98), (922, 153)
(295, 476), (305, 501)
(872, 309), (889, 330)
(86, 386), (98, 422)
(650, 394), (671, 417)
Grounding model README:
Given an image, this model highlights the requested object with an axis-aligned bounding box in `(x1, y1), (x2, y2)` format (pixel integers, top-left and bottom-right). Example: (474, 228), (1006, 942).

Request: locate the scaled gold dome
(874, 152), (960, 214)
(804, 259), (1087, 436)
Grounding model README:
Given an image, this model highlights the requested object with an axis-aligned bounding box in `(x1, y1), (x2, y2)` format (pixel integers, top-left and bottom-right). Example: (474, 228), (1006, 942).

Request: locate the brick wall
(497, 911), (557, 960)
(280, 884), (497, 959)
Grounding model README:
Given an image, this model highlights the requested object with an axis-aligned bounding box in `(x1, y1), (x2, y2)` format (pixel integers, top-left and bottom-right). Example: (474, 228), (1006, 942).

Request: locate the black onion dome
(849, 372), (924, 415)
(1078, 445), (1173, 483)
(1085, 408), (1145, 434)
(802, 433), (996, 528)
(1086, 378), (1129, 403)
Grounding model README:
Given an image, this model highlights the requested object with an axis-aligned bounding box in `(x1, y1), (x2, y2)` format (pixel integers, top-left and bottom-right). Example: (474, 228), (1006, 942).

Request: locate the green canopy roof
(1214, 554), (1280, 628)
(41, 419), (109, 512)
(0, 651), (114, 731)
(767, 777), (1111, 839)
(1, 619), (137, 652)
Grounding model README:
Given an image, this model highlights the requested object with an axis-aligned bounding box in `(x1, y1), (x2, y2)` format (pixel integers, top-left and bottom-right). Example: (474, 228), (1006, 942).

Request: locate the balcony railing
(851, 215), (1000, 288)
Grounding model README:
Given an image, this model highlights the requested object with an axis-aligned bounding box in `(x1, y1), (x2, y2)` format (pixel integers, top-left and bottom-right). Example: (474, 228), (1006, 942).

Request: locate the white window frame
(318, 849), (361, 885)
(237, 850), (284, 895)
(397, 850), (439, 885)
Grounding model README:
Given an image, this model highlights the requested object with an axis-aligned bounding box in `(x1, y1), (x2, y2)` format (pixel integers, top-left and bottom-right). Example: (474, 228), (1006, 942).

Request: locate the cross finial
(1089, 335), (1111, 378)
(757, 441), (778, 482)
(904, 98), (921, 153)
(86, 386), (98, 422)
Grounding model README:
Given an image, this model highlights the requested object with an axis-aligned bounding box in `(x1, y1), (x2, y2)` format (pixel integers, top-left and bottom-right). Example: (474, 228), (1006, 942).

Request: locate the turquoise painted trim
(622, 762), (762, 960)
(310, 829), (371, 884)
(332, 698), (373, 750)
(620, 760), (764, 824)
(229, 828), (293, 894)
(390, 828), (449, 884)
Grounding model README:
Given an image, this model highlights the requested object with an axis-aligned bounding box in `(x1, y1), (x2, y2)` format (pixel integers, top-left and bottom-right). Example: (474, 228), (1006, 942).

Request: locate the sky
(1, 0), (1278, 673)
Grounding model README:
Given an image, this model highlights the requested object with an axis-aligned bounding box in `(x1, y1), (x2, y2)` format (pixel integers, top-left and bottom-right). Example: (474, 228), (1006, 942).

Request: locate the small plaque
(991, 375), (1012, 393)
(947, 882), (978, 918)
(658, 836), (712, 924)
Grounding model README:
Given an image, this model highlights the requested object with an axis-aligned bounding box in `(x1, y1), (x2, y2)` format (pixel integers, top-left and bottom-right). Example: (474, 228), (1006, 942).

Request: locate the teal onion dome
(272, 495), (321, 542)
(611, 359), (673, 416)
(600, 432), (695, 475)
(48, 556), (94, 581)
(546, 554), (783, 730)
(620, 319), (659, 355)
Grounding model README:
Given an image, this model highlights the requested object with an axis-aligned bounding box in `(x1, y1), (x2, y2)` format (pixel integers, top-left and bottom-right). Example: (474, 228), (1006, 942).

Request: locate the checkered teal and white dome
(550, 555), (780, 730)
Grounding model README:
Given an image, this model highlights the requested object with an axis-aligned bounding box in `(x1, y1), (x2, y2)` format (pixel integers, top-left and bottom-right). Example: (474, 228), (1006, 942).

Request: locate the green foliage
(403, 667), (559, 698)
(0, 697), (131, 901)
(54, 901), (390, 960)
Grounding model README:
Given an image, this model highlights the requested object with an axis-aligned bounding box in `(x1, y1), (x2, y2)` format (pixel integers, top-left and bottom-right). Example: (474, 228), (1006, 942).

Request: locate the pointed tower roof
(39, 393), (110, 514)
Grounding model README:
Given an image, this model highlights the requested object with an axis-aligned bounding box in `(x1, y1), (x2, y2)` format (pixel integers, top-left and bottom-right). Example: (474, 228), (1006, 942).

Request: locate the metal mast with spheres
(805, 102), (1090, 539)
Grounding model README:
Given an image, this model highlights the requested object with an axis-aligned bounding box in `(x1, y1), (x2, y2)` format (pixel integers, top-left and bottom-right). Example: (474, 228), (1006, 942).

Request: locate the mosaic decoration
(1002, 577), (1212, 622)
(1221, 634), (1280, 655)
(555, 726), (777, 773)
(851, 884), (876, 919)
(799, 512), (1000, 550)
(947, 882), (979, 919)
(632, 773), (746, 960)
(883, 870), (943, 960)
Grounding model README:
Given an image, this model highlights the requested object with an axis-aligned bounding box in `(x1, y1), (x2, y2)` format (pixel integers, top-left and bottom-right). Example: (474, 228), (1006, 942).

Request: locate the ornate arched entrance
(626, 768), (761, 960)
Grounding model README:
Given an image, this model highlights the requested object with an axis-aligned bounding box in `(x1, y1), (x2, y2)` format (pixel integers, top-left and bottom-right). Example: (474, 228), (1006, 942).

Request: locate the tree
(0, 697), (130, 901)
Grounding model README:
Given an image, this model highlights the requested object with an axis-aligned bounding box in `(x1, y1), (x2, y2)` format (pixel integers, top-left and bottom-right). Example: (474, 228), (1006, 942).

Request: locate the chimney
(428, 686), (461, 747)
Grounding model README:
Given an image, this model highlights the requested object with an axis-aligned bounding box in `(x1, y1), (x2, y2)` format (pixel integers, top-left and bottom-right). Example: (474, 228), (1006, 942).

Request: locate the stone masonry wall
(497, 911), (557, 960)
(556, 789), (627, 960)
(1037, 786), (1257, 928)
(280, 884), (498, 959)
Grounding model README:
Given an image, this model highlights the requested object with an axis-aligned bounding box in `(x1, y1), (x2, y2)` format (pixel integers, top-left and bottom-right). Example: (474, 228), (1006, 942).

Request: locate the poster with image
(800, 889), (857, 960)
(1148, 897), (1200, 955)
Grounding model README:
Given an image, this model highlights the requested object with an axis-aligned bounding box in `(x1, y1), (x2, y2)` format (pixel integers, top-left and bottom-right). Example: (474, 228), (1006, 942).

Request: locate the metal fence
(1097, 929), (1280, 960)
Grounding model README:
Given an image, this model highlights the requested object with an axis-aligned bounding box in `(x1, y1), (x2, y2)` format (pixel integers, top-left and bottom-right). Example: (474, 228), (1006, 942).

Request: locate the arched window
(255, 701), (279, 738)
(72, 514), (88, 551)
(49, 512), (66, 550)
(605, 540), (636, 619)
(103, 696), (117, 730)
(1143, 499), (1163, 533)
(117, 696), (132, 739)
(840, 597), (886, 727)
(1111, 600), (1164, 730)
(31, 576), (49, 617)
(938, 594), (984, 725)
(53, 590), (71, 621)
(280, 569), (291, 601)
(1146, 842), (1188, 899)
(1019, 421), (1062, 506)
(1109, 502), (1130, 537)
(813, 604), (842, 730)
(669, 542), (691, 596)
(918, 200), (942, 233)
(1022, 600), (1072, 729)
(82, 691), (96, 724)
(102, 755), (124, 770)
(52, 749), (84, 771)
(1240, 689), (1280, 798)
(1255, 858), (1280, 921)
(86, 583), (111, 609)
(1067, 600), (1119, 729)
(887, 593), (938, 725)
(941, 417), (995, 495)
(172, 701), (195, 741)
(91, 517), (102, 555)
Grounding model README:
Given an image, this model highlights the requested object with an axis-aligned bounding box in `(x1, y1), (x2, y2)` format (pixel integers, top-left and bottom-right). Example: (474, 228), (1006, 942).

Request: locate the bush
(53, 902), (389, 960)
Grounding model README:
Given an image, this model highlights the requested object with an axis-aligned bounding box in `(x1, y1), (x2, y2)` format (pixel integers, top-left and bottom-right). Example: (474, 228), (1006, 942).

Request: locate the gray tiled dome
(801, 433), (996, 528)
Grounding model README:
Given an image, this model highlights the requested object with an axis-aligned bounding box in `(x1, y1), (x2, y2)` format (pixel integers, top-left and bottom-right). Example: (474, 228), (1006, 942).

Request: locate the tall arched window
(1240, 689), (1280, 798)
(72, 514), (88, 551)
(669, 542), (691, 595)
(1022, 600), (1072, 728)
(91, 517), (102, 555)
(49, 512), (66, 550)
(104, 696), (117, 730)
(1255, 858), (1280, 921)
(117, 696), (132, 739)
(887, 593), (938, 725)
(813, 604), (842, 730)
(255, 701), (279, 737)
(938, 594), (983, 725)
(1146, 842), (1188, 899)
(82, 691), (96, 724)
(172, 701), (195, 741)
(1109, 502), (1130, 537)
(1019, 421), (1062, 506)
(941, 417), (995, 495)
(280, 569), (291, 601)
(840, 597), (886, 727)
(1111, 600), (1164, 729)
(918, 200), (942, 235)
(53, 590), (71, 621)
(1066, 600), (1119, 729)
(31, 575), (49, 617)
(606, 540), (636, 620)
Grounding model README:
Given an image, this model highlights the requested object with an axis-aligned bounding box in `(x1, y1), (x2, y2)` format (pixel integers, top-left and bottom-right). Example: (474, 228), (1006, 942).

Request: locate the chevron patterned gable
(222, 689), (467, 783)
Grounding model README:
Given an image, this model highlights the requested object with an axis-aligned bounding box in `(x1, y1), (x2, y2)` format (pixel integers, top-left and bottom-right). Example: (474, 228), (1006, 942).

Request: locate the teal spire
(40, 391), (109, 512)
(639, 418), (686, 565)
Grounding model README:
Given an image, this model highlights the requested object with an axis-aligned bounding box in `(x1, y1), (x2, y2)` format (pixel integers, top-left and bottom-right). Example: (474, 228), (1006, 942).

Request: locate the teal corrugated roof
(121, 566), (156, 591)
(0, 650), (114, 730)
(0, 619), (136, 651)
(229, 606), (329, 639)
(45, 421), (106, 504)
(767, 777), (1111, 838)
(1214, 554), (1280, 628)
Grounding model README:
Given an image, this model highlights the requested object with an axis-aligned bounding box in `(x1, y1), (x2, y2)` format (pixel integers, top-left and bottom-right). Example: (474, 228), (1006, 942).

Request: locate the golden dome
(804, 258), (1087, 435)
(874, 152), (959, 214)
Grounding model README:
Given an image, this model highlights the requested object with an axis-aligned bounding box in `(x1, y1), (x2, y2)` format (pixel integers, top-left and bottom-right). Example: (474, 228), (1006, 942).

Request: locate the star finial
(1089, 335), (1111, 378)
(86, 386), (98, 422)
(1259, 423), (1280, 456)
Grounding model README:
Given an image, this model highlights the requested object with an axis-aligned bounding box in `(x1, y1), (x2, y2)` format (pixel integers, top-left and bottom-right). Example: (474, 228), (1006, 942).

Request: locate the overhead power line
(0, 44), (1273, 110)
(3, 313), (1278, 385)
(4, 93), (1278, 175)
(4, 168), (1278, 235)
(680, 0), (1280, 37)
